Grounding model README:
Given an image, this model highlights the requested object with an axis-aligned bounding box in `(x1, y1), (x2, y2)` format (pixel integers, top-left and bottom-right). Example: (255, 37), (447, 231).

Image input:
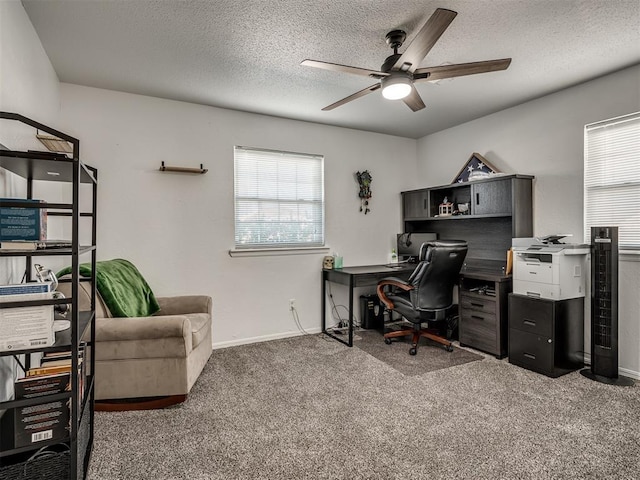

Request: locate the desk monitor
(397, 232), (437, 262)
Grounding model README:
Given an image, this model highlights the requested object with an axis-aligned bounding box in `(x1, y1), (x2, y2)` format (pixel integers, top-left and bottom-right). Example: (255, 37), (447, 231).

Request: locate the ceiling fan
(301, 8), (511, 112)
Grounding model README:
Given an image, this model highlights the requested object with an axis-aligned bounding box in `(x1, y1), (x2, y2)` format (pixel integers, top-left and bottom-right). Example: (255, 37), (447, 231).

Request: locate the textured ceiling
(22, 0), (640, 139)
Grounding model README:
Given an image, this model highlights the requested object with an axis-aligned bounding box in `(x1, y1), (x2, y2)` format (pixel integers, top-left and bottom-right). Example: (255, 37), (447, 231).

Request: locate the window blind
(234, 146), (324, 248)
(584, 112), (640, 248)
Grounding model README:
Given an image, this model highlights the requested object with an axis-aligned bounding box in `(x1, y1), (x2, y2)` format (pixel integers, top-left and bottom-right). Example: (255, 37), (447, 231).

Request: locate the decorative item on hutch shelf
(452, 152), (500, 183)
(355, 170), (372, 214)
(438, 196), (453, 217)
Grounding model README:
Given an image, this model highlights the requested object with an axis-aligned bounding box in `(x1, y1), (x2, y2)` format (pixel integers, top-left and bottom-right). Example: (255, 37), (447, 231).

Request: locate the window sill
(229, 246), (330, 257)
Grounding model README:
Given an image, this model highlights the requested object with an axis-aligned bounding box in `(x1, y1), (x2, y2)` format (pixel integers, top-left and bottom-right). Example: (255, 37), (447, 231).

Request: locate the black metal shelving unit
(0, 112), (97, 479)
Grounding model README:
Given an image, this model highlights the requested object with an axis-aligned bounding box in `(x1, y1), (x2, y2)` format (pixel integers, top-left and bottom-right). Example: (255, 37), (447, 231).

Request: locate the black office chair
(376, 240), (468, 355)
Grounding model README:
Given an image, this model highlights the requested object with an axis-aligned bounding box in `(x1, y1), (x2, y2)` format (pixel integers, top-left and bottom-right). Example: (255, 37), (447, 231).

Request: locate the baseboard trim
(582, 353), (640, 380)
(213, 327), (323, 350)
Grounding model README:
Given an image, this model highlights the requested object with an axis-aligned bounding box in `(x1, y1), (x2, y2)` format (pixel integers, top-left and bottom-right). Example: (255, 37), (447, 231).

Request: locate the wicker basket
(0, 450), (70, 480)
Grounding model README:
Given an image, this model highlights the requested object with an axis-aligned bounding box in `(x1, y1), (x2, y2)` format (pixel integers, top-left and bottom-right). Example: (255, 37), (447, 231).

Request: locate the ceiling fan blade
(322, 84), (381, 111)
(402, 86), (426, 112)
(392, 8), (457, 73)
(301, 60), (387, 79)
(414, 58), (512, 81)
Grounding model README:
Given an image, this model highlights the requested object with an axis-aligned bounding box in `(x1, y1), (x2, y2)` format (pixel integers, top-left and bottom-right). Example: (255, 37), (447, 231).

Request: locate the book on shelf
(13, 372), (71, 448)
(15, 372), (71, 399)
(27, 349), (86, 402)
(27, 363), (72, 377)
(0, 198), (47, 241)
(0, 239), (72, 250)
(39, 357), (73, 367)
(41, 351), (73, 363)
(0, 282), (51, 295)
(0, 291), (54, 352)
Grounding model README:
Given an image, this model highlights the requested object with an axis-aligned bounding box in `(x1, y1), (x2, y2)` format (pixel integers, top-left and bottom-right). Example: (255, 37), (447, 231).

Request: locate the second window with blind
(584, 111), (640, 249)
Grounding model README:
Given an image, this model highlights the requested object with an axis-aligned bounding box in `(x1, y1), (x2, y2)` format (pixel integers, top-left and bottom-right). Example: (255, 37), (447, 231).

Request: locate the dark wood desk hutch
(0, 112), (97, 479)
(402, 174), (534, 357)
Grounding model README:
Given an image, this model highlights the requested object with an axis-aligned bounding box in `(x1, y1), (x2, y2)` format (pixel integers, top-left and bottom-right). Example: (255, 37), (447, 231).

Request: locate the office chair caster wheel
(384, 338), (392, 345)
(445, 344), (454, 352)
(409, 347), (417, 356)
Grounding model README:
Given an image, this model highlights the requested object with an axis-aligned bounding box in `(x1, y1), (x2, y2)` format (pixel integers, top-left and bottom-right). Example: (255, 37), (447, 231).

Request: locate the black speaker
(581, 226), (633, 386)
(360, 294), (383, 329)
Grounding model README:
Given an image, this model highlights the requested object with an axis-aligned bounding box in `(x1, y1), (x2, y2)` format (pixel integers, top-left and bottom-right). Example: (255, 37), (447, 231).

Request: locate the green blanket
(57, 259), (160, 318)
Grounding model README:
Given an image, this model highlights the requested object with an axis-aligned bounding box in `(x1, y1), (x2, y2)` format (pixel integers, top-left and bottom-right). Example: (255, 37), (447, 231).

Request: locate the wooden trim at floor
(95, 394), (187, 411)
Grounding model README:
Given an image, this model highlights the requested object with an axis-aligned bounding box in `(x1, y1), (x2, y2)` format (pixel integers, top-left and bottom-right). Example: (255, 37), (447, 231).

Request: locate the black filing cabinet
(508, 294), (584, 377)
(459, 272), (511, 358)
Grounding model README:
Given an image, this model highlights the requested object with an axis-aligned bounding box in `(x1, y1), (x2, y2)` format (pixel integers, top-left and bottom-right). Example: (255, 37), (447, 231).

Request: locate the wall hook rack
(159, 161), (208, 174)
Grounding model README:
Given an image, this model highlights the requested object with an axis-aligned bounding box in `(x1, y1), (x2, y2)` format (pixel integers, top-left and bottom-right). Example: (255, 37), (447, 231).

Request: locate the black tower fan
(581, 227), (633, 385)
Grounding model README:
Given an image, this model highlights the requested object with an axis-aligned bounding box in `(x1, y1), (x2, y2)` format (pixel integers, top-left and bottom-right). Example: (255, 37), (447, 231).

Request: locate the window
(234, 146), (324, 249)
(584, 112), (640, 249)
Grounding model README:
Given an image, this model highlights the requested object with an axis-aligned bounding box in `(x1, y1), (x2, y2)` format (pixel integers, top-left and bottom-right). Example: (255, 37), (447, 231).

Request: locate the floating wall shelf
(159, 161), (208, 174)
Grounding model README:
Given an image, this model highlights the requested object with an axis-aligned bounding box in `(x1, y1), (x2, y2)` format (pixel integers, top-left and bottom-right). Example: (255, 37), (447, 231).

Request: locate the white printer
(512, 235), (589, 300)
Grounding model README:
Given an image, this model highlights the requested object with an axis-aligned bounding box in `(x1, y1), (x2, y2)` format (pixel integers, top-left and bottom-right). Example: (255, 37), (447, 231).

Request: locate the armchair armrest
(95, 315), (193, 359)
(96, 315), (191, 343)
(155, 295), (212, 316)
(376, 277), (413, 309)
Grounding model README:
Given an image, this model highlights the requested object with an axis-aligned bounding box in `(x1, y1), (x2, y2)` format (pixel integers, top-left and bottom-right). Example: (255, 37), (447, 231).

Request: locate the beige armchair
(57, 278), (212, 410)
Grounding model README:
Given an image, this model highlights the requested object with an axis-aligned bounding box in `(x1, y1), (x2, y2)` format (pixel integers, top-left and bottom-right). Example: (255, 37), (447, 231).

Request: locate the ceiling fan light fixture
(381, 75), (412, 100)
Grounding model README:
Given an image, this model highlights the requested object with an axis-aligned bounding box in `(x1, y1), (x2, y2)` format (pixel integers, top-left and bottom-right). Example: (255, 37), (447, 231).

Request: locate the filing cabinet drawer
(508, 294), (553, 336)
(509, 328), (553, 375)
(460, 311), (497, 354)
(460, 293), (497, 314)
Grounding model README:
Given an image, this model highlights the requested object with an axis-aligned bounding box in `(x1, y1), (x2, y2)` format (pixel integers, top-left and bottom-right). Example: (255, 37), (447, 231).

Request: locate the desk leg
(348, 275), (354, 347)
(322, 270), (350, 347)
(321, 270), (326, 334)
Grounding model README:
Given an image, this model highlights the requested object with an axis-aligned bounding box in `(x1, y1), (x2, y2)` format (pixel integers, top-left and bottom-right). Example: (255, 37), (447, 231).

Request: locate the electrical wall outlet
(289, 299), (295, 310)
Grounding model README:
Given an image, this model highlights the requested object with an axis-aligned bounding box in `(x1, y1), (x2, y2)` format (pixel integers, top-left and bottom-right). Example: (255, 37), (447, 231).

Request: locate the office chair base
(384, 327), (453, 355)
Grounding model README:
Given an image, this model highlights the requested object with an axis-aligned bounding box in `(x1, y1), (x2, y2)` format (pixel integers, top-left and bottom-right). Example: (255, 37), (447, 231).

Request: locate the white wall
(0, 0), (61, 400)
(0, 0), (60, 145)
(58, 84), (415, 347)
(417, 64), (640, 377)
(0, 0), (62, 277)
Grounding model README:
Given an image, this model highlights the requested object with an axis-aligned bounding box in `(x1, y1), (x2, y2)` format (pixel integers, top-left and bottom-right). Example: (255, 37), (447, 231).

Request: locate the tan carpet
(87, 333), (640, 480)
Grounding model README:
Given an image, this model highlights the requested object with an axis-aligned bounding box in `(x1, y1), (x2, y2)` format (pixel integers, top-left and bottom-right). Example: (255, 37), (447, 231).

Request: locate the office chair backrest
(409, 240), (468, 313)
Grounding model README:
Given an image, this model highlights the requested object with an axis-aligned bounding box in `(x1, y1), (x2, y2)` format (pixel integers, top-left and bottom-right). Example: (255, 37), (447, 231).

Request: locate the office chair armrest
(376, 277), (413, 309)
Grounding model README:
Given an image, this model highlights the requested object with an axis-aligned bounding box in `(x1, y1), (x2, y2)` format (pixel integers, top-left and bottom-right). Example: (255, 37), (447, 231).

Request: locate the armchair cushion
(58, 259), (160, 317)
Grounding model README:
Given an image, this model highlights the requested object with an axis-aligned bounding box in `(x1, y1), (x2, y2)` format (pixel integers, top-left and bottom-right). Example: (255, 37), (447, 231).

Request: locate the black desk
(322, 264), (415, 346)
